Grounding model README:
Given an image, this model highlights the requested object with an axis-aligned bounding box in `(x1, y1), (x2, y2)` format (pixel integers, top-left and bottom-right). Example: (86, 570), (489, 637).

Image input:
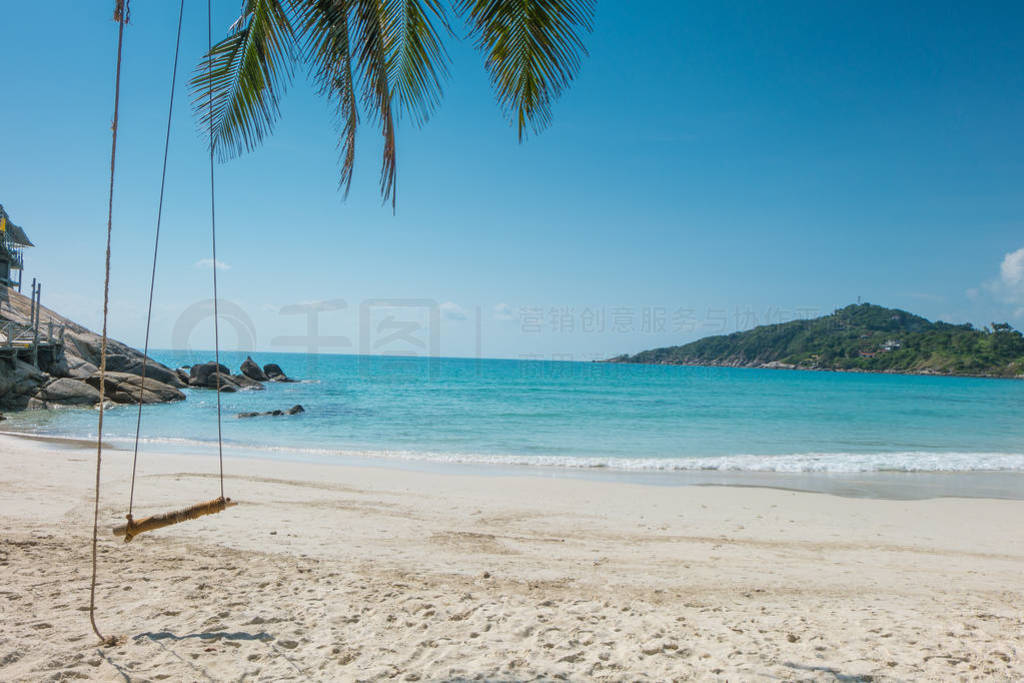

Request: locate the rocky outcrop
(263, 363), (296, 382)
(231, 373), (265, 391)
(237, 404), (305, 419)
(66, 358), (98, 380)
(0, 359), (48, 410)
(189, 362), (231, 387)
(203, 373), (239, 392)
(1, 286), (307, 411)
(85, 371), (186, 405)
(187, 360), (297, 392)
(240, 356), (268, 381)
(34, 377), (101, 406)
(189, 363), (239, 392)
(1, 285), (185, 410)
(104, 353), (186, 388)
(60, 329), (183, 389)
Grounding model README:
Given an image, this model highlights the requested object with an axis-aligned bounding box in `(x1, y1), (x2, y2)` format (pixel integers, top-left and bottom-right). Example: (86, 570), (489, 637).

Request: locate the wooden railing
(0, 233), (24, 270)
(1, 279), (66, 362)
(1, 319), (37, 349)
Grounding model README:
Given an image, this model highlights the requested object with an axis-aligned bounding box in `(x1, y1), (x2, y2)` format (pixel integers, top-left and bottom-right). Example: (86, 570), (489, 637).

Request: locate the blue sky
(2, 1), (1023, 360)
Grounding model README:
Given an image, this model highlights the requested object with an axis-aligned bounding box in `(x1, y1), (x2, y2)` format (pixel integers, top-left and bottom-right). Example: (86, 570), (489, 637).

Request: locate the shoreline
(1, 431), (1022, 679)
(603, 357), (1024, 380)
(3, 429), (1023, 502)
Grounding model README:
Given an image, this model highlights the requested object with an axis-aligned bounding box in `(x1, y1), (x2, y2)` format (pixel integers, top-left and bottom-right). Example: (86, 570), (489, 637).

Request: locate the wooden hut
(0, 204), (33, 291)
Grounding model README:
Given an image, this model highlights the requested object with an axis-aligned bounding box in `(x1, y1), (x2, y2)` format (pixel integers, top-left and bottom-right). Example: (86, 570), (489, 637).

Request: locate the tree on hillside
(190, 0), (595, 208)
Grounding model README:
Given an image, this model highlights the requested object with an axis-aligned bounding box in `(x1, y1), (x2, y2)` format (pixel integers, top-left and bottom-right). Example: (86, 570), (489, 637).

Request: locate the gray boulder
(0, 359), (48, 410)
(101, 353), (188, 389)
(240, 356), (268, 382)
(189, 361), (231, 384)
(188, 362), (238, 391)
(236, 404), (304, 419)
(237, 410), (282, 418)
(61, 330), (183, 388)
(263, 363), (296, 382)
(0, 364), (14, 401)
(0, 286), (185, 412)
(194, 372), (240, 393)
(34, 377), (101, 406)
(66, 358), (99, 380)
(231, 374), (265, 391)
(85, 371), (186, 404)
(45, 354), (71, 378)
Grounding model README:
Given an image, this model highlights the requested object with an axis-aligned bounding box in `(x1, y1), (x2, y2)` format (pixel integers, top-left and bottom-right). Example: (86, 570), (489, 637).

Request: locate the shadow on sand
(784, 660), (876, 681)
(134, 630), (273, 642)
(97, 629), (314, 682)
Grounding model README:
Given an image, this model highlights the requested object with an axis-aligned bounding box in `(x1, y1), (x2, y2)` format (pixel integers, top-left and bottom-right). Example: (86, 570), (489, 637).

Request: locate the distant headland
(606, 303), (1024, 379)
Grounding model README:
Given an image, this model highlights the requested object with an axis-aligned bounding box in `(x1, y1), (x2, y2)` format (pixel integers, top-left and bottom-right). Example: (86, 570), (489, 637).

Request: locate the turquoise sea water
(4, 351), (1024, 474)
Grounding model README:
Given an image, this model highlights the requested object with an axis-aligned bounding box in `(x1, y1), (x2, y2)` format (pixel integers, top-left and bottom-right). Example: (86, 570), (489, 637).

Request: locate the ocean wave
(97, 435), (1024, 473)
(4, 427), (1021, 473)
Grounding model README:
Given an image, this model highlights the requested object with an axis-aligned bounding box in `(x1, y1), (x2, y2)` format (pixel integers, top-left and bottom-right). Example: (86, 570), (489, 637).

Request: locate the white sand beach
(1, 432), (1022, 681)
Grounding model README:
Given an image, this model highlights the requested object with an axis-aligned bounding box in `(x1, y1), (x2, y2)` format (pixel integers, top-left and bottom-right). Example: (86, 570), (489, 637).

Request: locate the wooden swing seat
(112, 497), (236, 543)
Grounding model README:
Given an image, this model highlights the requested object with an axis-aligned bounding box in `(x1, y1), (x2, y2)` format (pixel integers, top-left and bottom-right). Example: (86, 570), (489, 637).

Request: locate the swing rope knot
(122, 513), (136, 543)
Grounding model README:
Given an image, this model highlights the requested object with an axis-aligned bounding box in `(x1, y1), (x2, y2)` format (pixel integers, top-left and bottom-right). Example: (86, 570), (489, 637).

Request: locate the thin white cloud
(194, 258), (231, 271)
(440, 301), (467, 321)
(1000, 247), (1024, 288)
(492, 302), (515, 321)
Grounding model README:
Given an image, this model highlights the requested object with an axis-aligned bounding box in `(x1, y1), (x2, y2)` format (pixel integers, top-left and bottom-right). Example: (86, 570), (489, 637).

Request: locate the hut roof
(0, 204), (34, 247)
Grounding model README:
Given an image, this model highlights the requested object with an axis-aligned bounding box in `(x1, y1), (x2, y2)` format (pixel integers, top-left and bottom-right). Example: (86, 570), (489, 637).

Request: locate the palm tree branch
(190, 0), (297, 160)
(293, 0), (360, 195)
(384, 0), (450, 124)
(352, 0), (398, 208)
(457, 0), (593, 141)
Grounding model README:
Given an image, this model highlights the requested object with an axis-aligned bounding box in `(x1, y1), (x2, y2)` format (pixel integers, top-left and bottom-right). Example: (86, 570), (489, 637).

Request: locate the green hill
(607, 303), (1024, 378)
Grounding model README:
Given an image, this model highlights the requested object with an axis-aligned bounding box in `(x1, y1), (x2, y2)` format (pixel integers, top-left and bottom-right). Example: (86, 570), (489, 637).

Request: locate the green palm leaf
(194, 0), (593, 204)
(384, 0), (450, 125)
(190, 0), (297, 160)
(457, 0), (594, 141)
(294, 0), (360, 195)
(350, 0), (399, 207)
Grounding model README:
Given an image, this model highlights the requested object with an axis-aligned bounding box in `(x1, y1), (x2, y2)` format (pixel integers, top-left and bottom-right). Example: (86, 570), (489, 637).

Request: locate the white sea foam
(104, 435), (1024, 473)
(6, 428), (1021, 474)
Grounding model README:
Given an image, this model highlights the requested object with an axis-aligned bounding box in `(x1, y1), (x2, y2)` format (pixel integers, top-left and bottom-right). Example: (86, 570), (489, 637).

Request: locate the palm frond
(190, 0), (296, 160)
(351, 0), (398, 208)
(384, 0), (450, 124)
(457, 0), (593, 141)
(293, 0), (448, 202)
(198, 0), (594, 206)
(293, 0), (360, 195)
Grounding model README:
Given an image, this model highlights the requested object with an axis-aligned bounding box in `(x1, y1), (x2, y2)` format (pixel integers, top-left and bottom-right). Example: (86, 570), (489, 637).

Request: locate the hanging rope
(128, 0), (186, 519)
(90, 0), (130, 645)
(208, 0), (226, 500)
(89, 0), (233, 639)
(119, 0), (230, 544)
